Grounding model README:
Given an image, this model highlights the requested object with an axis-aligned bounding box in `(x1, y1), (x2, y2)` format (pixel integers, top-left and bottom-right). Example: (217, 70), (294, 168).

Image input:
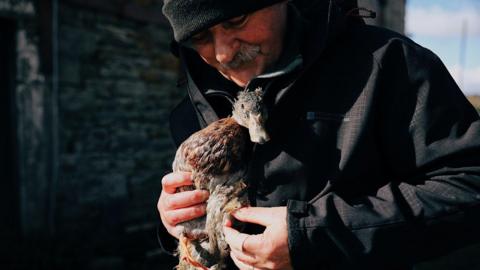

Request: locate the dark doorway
(0, 18), (20, 244)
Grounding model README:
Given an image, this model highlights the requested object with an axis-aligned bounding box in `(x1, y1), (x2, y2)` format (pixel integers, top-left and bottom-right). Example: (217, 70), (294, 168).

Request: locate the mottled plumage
(172, 88), (268, 270)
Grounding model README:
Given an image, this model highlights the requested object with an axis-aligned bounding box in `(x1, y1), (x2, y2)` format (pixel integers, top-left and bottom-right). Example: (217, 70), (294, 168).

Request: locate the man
(157, 0), (480, 269)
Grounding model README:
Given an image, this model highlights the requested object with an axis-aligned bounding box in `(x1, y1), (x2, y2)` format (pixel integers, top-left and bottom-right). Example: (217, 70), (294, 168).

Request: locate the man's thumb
(232, 207), (276, 226)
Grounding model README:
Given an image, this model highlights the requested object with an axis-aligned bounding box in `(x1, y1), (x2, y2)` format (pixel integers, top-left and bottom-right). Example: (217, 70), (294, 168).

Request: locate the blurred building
(0, 0), (408, 269)
(1, 0), (180, 269)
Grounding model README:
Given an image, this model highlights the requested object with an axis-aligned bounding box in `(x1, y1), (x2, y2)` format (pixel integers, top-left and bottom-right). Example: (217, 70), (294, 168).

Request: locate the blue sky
(406, 0), (480, 95)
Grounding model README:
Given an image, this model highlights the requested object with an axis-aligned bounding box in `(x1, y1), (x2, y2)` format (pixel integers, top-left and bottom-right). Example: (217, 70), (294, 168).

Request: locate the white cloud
(406, 6), (480, 38)
(447, 65), (480, 95)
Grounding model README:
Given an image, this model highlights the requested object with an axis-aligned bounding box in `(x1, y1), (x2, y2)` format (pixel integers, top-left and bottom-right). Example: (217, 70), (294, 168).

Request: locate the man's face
(186, 2), (288, 87)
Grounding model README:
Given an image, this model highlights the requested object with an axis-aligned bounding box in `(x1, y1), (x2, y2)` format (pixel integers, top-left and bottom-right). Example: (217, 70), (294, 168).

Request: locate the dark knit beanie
(162, 0), (285, 42)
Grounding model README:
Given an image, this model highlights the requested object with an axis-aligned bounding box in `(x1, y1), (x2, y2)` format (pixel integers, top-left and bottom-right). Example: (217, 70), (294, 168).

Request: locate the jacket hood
(296, 0), (362, 67)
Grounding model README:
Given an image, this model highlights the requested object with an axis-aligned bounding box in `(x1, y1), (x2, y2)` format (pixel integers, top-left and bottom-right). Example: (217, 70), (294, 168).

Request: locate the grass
(467, 96), (480, 114)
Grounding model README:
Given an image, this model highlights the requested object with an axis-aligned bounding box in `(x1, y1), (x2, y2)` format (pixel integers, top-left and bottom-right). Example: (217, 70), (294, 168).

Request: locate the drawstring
(204, 89), (235, 105)
(334, 0), (377, 19)
(346, 7), (377, 19)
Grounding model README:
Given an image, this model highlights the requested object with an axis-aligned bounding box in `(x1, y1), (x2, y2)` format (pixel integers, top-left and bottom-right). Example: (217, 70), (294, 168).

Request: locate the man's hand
(157, 172), (210, 239)
(223, 207), (293, 270)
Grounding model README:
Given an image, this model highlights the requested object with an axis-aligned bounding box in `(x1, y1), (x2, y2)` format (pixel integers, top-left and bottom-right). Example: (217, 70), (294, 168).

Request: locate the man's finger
(223, 226), (252, 252)
(232, 207), (277, 226)
(241, 233), (264, 254)
(224, 226), (264, 254)
(161, 172), (192, 193)
(230, 250), (258, 270)
(164, 190), (209, 210)
(230, 248), (257, 265)
(163, 203), (206, 225)
(169, 225), (184, 239)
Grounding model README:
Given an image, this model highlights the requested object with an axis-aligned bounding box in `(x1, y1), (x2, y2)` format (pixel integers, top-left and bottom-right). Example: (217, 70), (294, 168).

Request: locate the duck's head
(232, 88), (270, 144)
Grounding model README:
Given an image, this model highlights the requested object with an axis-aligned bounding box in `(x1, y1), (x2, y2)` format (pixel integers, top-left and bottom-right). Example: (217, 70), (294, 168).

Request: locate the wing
(180, 118), (250, 176)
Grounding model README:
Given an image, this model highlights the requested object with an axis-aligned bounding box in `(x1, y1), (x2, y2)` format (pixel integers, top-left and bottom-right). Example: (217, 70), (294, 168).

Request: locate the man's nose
(214, 33), (238, 65)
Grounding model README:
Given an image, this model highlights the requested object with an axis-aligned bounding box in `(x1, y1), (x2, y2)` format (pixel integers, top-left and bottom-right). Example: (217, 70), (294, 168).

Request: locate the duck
(172, 88), (269, 270)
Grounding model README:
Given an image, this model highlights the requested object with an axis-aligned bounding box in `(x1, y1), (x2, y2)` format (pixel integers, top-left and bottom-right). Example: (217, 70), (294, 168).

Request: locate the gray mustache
(221, 43), (261, 69)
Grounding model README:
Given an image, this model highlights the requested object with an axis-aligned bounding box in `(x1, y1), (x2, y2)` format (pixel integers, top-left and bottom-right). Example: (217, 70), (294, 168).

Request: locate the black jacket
(160, 1), (480, 269)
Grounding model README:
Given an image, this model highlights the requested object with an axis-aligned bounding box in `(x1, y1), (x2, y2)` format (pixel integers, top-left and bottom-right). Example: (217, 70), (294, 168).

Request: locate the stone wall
(53, 2), (181, 268)
(1, 0), (181, 268)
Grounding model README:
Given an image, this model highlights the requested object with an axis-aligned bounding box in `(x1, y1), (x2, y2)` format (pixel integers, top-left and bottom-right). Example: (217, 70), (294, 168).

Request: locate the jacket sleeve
(287, 41), (480, 269)
(157, 223), (179, 256)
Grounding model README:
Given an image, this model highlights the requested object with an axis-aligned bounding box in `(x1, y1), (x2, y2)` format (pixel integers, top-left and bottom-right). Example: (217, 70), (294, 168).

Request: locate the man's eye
(190, 32), (211, 45)
(222, 14), (249, 29)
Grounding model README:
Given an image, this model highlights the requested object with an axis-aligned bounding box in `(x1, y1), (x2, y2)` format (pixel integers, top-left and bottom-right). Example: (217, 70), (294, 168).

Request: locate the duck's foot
(178, 235), (210, 270)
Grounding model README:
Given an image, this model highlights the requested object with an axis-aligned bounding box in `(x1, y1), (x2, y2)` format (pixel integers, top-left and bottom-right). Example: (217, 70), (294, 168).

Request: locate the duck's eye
(241, 104), (245, 109)
(222, 14), (249, 29)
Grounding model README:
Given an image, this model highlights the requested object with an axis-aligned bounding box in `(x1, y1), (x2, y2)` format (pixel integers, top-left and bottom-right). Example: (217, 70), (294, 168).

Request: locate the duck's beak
(248, 114), (270, 144)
